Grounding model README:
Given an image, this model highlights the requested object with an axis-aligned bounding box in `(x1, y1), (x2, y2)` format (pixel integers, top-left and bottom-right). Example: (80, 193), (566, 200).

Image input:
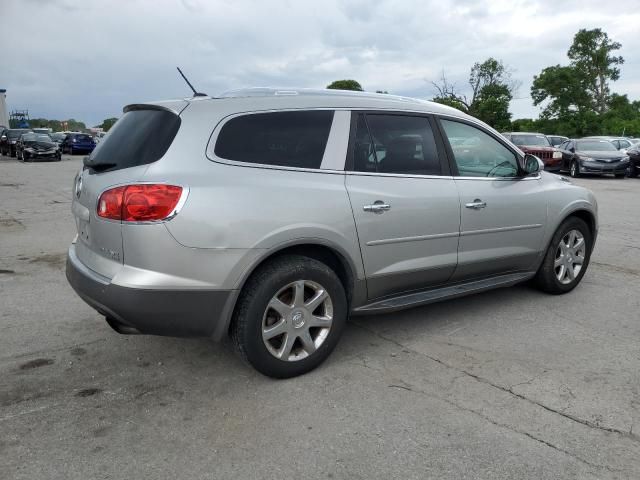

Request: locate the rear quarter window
(213, 110), (334, 169)
(86, 109), (180, 171)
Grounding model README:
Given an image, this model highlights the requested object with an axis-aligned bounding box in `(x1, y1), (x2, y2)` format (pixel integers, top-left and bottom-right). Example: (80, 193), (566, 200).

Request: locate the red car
(502, 132), (562, 172)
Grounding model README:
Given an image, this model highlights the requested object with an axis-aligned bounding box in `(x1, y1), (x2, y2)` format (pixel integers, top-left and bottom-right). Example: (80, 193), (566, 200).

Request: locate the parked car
(558, 139), (629, 178)
(0, 128), (33, 157)
(66, 88), (598, 378)
(61, 133), (96, 155)
(16, 132), (61, 162)
(32, 127), (52, 135)
(547, 135), (569, 147)
(50, 132), (67, 147)
(501, 132), (562, 171)
(626, 143), (640, 178)
(584, 136), (635, 152)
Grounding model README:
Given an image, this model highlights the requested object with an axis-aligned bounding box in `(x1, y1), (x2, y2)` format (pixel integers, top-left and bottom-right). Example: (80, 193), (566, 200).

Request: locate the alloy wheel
(261, 280), (333, 362)
(554, 229), (586, 285)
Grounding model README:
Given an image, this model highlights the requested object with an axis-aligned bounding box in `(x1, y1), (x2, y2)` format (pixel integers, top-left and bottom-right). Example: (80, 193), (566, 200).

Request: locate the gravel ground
(1, 154), (639, 479)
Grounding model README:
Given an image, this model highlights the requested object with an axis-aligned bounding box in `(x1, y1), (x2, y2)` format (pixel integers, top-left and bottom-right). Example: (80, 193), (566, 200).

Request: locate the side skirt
(352, 271), (536, 315)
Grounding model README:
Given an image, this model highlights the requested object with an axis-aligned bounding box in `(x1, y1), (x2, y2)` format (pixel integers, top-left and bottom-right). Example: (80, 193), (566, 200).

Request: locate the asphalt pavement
(1, 154), (639, 479)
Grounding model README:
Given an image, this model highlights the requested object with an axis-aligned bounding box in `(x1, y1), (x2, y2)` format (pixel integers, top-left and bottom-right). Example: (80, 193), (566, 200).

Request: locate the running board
(353, 271), (536, 315)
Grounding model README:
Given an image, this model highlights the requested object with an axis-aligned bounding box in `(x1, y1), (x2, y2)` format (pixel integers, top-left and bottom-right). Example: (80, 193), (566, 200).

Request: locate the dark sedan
(558, 139), (630, 178)
(626, 144), (640, 178)
(1, 128), (33, 157)
(16, 133), (61, 162)
(61, 133), (96, 155)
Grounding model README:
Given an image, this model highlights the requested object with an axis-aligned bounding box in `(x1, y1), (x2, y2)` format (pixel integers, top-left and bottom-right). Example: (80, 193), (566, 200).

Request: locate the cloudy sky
(2, 0), (640, 126)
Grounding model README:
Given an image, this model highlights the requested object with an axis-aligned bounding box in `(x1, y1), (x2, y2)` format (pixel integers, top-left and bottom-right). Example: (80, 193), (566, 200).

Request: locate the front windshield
(51, 133), (65, 140)
(35, 134), (52, 141)
(511, 134), (551, 147)
(576, 140), (618, 151)
(22, 133), (37, 141)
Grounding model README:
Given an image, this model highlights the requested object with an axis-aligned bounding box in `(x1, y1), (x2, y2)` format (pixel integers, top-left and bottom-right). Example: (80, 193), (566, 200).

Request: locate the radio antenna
(176, 67), (207, 97)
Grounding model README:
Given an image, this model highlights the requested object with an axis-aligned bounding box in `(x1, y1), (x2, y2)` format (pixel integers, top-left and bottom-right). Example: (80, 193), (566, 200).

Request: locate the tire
(615, 174), (625, 179)
(534, 217), (593, 295)
(231, 255), (348, 378)
(570, 161), (580, 178)
(10, 149), (16, 158)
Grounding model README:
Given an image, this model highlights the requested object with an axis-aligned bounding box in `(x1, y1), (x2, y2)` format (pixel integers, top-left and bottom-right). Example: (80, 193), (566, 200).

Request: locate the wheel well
(567, 209), (596, 238)
(228, 244), (356, 335)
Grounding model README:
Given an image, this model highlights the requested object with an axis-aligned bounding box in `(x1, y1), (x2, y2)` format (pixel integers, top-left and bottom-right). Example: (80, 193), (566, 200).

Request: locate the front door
(345, 113), (461, 299)
(437, 118), (547, 281)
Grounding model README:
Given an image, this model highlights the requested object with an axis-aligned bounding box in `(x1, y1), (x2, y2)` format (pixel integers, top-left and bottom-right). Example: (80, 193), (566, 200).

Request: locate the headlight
(24, 147), (34, 152)
(579, 156), (594, 162)
(552, 151), (562, 159)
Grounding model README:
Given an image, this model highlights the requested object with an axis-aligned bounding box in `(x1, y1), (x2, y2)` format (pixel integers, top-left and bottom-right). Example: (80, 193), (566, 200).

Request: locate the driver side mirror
(522, 153), (542, 175)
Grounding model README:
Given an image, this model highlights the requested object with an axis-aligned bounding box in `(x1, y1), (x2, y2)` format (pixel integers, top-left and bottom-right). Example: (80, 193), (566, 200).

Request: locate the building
(0, 89), (9, 128)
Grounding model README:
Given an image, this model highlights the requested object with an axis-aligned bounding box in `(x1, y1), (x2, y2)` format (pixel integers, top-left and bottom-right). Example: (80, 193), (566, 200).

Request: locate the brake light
(97, 184), (183, 222)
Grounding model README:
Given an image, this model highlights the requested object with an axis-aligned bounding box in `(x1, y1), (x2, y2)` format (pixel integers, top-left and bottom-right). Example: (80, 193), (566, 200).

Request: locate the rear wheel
(534, 217), (592, 294)
(570, 161), (580, 178)
(231, 255), (348, 378)
(615, 173), (625, 179)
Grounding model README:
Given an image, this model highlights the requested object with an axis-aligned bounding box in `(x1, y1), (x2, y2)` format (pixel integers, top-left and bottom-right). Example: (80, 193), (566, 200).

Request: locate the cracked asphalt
(1, 155), (639, 479)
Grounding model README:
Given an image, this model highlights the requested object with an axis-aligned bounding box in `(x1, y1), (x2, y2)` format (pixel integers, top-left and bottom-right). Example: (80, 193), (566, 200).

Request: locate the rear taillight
(97, 184), (183, 222)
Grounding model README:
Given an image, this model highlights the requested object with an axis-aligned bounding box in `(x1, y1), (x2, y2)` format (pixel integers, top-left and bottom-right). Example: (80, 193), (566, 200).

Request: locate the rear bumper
(66, 243), (236, 339)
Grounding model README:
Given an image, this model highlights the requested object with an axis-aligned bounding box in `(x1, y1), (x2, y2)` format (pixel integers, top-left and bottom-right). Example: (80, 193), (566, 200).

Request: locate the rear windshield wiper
(83, 157), (117, 172)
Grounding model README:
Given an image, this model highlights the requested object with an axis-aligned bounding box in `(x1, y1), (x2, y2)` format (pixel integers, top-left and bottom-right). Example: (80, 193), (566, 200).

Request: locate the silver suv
(66, 89), (598, 378)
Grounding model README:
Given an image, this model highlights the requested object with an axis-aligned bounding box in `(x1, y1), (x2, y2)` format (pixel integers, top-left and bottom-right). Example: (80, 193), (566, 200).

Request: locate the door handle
(465, 199), (487, 209)
(363, 201), (391, 214)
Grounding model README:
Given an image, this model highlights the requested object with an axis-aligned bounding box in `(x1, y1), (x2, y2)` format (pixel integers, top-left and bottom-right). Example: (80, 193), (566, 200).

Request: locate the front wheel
(231, 255), (348, 378)
(615, 174), (625, 179)
(534, 217), (593, 294)
(570, 161), (580, 178)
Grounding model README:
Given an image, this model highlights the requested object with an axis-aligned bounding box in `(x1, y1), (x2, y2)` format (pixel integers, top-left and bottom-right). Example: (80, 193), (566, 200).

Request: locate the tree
(532, 28), (624, 121)
(99, 117), (118, 132)
(430, 58), (516, 128)
(568, 28), (624, 115)
(327, 80), (363, 91)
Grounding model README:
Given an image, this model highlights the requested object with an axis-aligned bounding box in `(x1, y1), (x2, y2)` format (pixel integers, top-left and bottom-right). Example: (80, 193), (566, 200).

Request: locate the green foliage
(327, 80), (364, 91)
(9, 117), (86, 131)
(431, 58), (514, 129)
(99, 117), (118, 132)
(471, 83), (512, 131)
(530, 28), (634, 137)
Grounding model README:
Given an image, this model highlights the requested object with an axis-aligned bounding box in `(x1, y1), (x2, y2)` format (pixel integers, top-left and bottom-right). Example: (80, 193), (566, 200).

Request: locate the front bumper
(25, 149), (60, 160)
(580, 161), (629, 175)
(66, 243), (235, 339)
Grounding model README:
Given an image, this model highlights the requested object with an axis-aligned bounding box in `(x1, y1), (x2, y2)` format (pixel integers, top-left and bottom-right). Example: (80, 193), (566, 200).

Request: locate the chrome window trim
(346, 170), (454, 180)
(206, 108), (348, 175)
(452, 173), (542, 181)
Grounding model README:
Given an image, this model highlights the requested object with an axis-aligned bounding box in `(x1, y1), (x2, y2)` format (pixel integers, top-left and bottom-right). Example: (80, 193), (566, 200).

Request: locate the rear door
(71, 106), (182, 279)
(437, 117), (547, 281)
(345, 112), (460, 300)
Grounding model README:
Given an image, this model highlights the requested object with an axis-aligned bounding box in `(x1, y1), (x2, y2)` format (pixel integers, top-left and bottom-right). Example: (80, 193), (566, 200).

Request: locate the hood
(26, 140), (57, 149)
(519, 145), (555, 152)
(578, 150), (625, 160)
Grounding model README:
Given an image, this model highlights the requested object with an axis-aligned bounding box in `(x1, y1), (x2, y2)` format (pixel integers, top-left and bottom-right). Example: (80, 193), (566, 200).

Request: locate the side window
(440, 119), (519, 178)
(353, 114), (442, 175)
(214, 110), (334, 169)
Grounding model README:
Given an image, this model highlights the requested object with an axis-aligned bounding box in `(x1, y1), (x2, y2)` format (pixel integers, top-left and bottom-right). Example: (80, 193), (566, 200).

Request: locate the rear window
(74, 134), (92, 142)
(214, 110), (334, 169)
(86, 109), (180, 171)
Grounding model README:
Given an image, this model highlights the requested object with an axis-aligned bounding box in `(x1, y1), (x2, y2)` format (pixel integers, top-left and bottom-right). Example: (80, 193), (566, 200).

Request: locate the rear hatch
(71, 104), (184, 279)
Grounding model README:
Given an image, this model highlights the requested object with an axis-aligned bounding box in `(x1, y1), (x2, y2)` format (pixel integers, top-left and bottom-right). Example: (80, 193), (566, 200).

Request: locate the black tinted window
(214, 111), (333, 169)
(87, 109), (180, 171)
(353, 114), (441, 175)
